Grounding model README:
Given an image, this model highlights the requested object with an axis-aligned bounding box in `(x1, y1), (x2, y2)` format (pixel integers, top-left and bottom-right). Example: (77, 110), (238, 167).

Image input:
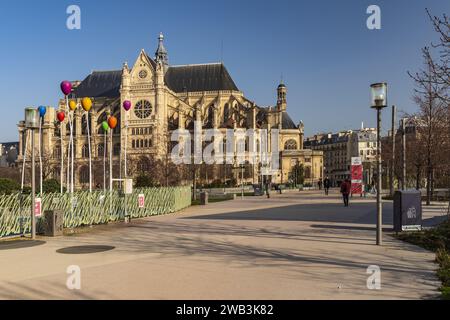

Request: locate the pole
(21, 130), (29, 191)
(376, 108), (383, 246)
(60, 123), (64, 194)
(86, 112), (92, 192)
(38, 116), (43, 195)
(124, 118), (128, 178)
(71, 110), (74, 194)
(241, 165), (244, 200)
(109, 128), (113, 192)
(31, 129), (36, 240)
(390, 105), (396, 196)
(402, 118), (406, 190)
(103, 132), (106, 193)
(66, 97), (70, 193)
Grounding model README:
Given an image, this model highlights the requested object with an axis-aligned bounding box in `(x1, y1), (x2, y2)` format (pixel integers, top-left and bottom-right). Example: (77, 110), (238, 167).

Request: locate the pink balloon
(60, 81), (72, 96)
(123, 100), (131, 111)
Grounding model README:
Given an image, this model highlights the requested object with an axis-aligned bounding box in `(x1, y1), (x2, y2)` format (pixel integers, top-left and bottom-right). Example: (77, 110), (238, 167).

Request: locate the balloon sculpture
(57, 111), (65, 122)
(60, 81), (72, 96)
(123, 100), (131, 111)
(108, 116), (118, 129)
(81, 97), (93, 192)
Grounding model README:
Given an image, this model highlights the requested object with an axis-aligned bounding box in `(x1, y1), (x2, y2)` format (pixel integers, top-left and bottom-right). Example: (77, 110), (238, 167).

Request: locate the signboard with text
(351, 157), (363, 195)
(34, 198), (42, 217)
(138, 194), (145, 208)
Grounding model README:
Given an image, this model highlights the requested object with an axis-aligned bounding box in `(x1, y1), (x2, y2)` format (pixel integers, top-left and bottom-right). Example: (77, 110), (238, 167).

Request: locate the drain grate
(56, 245), (115, 254)
(0, 240), (46, 250)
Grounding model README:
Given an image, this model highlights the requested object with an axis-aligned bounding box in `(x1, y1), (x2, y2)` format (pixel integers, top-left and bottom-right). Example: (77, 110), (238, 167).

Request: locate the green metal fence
(0, 186), (191, 238)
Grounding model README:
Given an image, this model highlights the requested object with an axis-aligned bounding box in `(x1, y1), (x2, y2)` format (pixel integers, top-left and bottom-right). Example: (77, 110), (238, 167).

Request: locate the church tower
(277, 81), (287, 111)
(155, 32), (168, 72)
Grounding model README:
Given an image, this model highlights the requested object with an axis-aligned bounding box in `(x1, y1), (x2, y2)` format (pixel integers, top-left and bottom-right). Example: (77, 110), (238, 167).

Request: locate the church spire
(155, 32), (168, 70)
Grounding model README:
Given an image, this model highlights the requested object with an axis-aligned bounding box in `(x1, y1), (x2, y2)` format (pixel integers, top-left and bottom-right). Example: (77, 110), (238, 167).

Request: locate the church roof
(165, 63), (239, 93)
(74, 70), (122, 98)
(73, 63), (239, 97)
(256, 108), (298, 130)
(281, 112), (297, 129)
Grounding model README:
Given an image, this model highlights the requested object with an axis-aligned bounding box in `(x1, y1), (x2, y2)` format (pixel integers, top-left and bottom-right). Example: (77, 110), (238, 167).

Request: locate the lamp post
(370, 82), (388, 246)
(25, 107), (39, 240)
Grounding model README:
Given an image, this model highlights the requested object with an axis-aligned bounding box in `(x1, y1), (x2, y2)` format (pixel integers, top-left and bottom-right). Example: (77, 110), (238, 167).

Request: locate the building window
(113, 143), (121, 156)
(284, 139), (297, 150)
(79, 166), (89, 184)
(97, 143), (105, 156)
(81, 114), (92, 135)
(134, 100), (152, 119)
(305, 167), (311, 179)
(82, 144), (89, 158)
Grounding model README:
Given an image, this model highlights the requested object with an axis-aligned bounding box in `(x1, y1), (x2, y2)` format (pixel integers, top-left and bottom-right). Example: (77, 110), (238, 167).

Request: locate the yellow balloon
(69, 100), (77, 111)
(81, 97), (92, 112)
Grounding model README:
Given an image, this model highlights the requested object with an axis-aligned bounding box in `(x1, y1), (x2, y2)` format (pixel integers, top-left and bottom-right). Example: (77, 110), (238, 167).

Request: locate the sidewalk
(0, 190), (441, 299)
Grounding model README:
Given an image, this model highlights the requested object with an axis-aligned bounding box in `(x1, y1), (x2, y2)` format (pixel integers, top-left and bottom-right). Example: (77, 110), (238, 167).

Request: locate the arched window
(144, 140), (148, 148)
(53, 145), (61, 159)
(148, 139), (152, 147)
(205, 105), (214, 127)
(79, 166), (89, 184)
(132, 140), (135, 148)
(284, 139), (298, 150)
(223, 103), (229, 122)
(305, 167), (311, 179)
(82, 144), (89, 158)
(81, 114), (91, 135)
(113, 143), (121, 156)
(97, 143), (105, 156)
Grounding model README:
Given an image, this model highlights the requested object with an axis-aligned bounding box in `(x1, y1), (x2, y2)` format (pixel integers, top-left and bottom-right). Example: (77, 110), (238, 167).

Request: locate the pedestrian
(340, 179), (351, 206)
(323, 176), (330, 195)
(318, 179), (322, 190)
(265, 179), (271, 198)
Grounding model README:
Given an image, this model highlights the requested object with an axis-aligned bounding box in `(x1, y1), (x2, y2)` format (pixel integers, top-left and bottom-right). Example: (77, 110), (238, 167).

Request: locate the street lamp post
(370, 82), (388, 246)
(25, 107), (39, 240)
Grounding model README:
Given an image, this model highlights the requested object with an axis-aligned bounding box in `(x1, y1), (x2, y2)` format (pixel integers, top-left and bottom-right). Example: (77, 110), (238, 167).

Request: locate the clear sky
(0, 0), (448, 142)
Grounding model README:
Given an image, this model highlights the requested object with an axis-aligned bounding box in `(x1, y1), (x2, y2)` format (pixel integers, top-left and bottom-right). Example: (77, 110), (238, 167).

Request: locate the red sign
(138, 194), (145, 208)
(351, 157), (363, 195)
(34, 198), (42, 217)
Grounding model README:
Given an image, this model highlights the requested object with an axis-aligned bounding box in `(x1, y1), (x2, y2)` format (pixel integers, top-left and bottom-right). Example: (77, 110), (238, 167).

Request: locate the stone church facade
(17, 34), (323, 189)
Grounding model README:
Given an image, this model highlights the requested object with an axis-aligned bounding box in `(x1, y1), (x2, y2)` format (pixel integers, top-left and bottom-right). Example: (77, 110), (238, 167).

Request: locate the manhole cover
(56, 245), (115, 254)
(0, 240), (46, 250)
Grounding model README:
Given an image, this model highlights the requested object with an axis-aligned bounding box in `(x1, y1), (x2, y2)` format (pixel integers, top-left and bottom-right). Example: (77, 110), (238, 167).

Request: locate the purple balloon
(123, 100), (131, 111)
(60, 81), (72, 96)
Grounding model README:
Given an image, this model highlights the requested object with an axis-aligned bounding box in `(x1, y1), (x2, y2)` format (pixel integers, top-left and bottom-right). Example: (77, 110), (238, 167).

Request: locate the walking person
(323, 176), (330, 195)
(318, 179), (322, 190)
(340, 179), (351, 207)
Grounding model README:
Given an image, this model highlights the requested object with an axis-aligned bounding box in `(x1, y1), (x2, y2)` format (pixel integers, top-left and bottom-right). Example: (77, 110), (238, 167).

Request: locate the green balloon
(102, 121), (109, 132)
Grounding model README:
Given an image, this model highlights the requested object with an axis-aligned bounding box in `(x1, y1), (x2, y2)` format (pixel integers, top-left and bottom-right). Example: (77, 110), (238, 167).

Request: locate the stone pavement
(0, 189), (442, 299)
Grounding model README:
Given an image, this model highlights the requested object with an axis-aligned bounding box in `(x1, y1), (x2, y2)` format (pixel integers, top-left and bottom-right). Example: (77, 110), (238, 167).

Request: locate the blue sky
(0, 0), (448, 141)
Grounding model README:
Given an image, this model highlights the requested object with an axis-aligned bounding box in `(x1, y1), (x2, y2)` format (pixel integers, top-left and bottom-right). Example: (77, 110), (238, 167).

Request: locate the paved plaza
(0, 189), (443, 299)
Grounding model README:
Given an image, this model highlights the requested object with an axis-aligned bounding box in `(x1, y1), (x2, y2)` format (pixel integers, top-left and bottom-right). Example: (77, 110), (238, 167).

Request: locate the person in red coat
(340, 179), (351, 207)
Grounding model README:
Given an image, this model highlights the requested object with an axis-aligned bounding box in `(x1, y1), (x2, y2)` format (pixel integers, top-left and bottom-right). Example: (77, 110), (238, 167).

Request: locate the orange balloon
(81, 97), (92, 112)
(108, 116), (118, 129)
(69, 100), (77, 111)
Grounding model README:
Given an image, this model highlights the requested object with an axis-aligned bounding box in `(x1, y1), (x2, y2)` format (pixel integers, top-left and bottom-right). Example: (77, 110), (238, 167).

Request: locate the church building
(17, 34), (323, 188)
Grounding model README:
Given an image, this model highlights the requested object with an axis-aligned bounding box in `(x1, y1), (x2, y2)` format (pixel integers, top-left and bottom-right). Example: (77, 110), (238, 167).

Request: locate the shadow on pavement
(182, 202), (394, 225)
